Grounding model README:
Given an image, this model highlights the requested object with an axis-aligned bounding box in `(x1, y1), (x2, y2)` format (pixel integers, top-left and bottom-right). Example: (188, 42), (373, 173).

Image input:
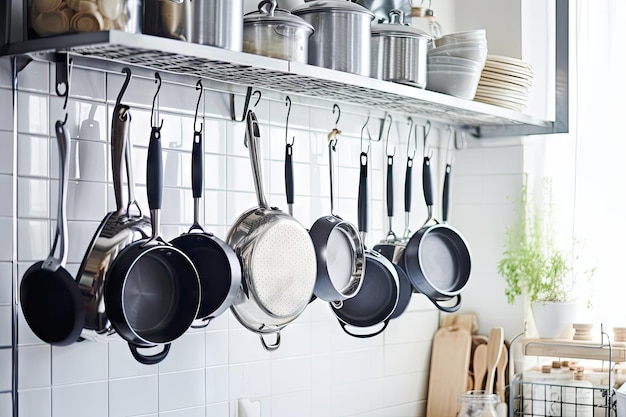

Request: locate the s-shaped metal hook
(151, 72), (163, 129)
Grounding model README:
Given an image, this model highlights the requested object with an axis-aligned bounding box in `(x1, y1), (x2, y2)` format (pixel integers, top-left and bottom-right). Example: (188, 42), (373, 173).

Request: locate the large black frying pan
(170, 113), (241, 326)
(332, 150), (399, 338)
(20, 121), (85, 346)
(400, 155), (471, 312)
(104, 126), (201, 364)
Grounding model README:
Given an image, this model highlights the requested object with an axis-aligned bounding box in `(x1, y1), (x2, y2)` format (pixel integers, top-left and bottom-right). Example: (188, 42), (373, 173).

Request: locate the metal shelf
(0, 28), (564, 138)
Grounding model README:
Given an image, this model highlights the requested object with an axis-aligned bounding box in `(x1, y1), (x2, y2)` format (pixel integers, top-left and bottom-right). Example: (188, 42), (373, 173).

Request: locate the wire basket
(512, 379), (615, 416)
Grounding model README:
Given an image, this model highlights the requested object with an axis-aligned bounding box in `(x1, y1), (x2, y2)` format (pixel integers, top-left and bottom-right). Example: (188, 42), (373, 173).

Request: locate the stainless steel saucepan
(227, 110), (317, 351)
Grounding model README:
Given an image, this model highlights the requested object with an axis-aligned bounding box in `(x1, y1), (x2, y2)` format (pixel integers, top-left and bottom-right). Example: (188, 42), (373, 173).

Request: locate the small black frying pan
(20, 121), (85, 346)
(400, 155), (470, 312)
(332, 151), (399, 338)
(170, 124), (241, 325)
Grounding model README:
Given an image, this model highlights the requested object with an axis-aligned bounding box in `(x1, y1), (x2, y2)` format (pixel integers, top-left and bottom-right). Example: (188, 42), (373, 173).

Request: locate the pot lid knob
(388, 9), (405, 25)
(258, 0), (278, 16)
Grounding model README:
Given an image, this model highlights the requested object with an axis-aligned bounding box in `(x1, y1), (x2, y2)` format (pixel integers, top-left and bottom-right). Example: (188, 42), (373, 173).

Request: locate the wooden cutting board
(427, 325), (472, 417)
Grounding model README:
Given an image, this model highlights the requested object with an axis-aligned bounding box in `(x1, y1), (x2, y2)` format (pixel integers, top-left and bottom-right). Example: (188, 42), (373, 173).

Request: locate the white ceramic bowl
(426, 69), (481, 99)
(427, 55), (484, 71)
(429, 45), (487, 66)
(434, 29), (486, 47)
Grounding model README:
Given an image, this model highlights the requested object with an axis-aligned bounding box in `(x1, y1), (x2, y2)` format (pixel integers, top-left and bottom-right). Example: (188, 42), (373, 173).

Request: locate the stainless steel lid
(292, 0), (375, 18)
(245, 0), (315, 32)
(371, 9), (431, 38)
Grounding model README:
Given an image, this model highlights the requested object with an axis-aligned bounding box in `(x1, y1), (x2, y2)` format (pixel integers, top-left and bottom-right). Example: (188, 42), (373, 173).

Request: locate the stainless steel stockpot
(371, 9), (432, 88)
(243, 0), (314, 63)
(291, 0), (374, 76)
(190, 0), (243, 51)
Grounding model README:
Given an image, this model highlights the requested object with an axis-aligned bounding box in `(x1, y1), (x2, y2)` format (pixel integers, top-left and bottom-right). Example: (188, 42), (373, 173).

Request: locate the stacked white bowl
(426, 30), (488, 99)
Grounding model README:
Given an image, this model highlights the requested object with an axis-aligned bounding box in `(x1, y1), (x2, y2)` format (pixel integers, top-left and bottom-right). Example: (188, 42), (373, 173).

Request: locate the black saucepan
(20, 121), (85, 346)
(332, 150), (399, 338)
(170, 123), (241, 326)
(400, 155), (470, 312)
(104, 126), (201, 365)
(310, 132), (364, 303)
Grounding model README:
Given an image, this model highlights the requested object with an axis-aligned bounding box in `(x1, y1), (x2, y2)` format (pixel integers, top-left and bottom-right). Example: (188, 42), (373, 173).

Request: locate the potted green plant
(497, 177), (594, 338)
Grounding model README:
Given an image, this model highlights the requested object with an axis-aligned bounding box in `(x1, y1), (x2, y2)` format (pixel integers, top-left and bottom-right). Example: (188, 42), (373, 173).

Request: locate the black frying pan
(170, 122), (241, 325)
(332, 150), (399, 338)
(104, 126), (201, 365)
(20, 121), (85, 346)
(400, 155), (470, 312)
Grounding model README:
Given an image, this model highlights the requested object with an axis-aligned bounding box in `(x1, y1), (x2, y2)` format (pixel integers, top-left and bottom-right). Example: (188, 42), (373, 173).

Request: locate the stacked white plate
(474, 55), (534, 111)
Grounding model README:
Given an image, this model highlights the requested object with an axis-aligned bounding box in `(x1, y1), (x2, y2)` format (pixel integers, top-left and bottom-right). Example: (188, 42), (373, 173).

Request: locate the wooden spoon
(484, 327), (504, 394)
(495, 344), (508, 402)
(473, 344), (487, 390)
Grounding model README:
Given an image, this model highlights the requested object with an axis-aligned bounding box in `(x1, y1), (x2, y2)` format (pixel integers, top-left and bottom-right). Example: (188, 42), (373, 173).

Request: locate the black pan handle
(404, 157), (413, 214)
(192, 131), (203, 199)
(338, 319), (389, 338)
(442, 163), (451, 223)
(128, 342), (170, 365)
(358, 152), (368, 234)
(285, 143), (294, 209)
(428, 294), (462, 313)
(386, 155), (394, 217)
(422, 156), (434, 207)
(147, 127), (163, 211)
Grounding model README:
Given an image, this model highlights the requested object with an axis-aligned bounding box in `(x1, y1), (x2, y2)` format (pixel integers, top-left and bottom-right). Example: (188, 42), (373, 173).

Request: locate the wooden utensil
(441, 313), (479, 334)
(484, 327), (504, 394)
(426, 325), (472, 417)
(495, 344), (508, 402)
(473, 344), (487, 390)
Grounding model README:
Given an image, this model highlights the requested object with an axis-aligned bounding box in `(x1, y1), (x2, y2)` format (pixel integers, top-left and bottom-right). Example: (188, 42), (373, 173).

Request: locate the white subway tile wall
(0, 57), (449, 417)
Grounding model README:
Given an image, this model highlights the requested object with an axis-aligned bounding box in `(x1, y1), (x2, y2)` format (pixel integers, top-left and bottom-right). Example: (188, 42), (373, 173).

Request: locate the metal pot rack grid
(0, 8), (568, 139)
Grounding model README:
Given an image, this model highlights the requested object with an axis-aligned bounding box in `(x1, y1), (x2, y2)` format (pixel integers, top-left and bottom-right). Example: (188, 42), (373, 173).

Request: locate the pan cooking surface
(326, 227), (354, 290)
(123, 253), (178, 335)
(249, 220), (316, 318)
(420, 230), (464, 291)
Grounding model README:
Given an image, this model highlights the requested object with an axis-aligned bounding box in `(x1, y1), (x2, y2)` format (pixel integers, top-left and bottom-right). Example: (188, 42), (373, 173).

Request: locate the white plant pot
(531, 301), (578, 339)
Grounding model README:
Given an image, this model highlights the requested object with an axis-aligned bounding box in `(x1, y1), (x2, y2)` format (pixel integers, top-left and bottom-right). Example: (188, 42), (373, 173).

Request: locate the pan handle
(128, 342), (171, 365)
(44, 121), (71, 271)
(403, 156), (413, 239)
(245, 110), (270, 209)
(357, 151), (368, 234)
(111, 104), (129, 214)
(285, 142), (294, 215)
(146, 126), (163, 240)
(190, 131), (204, 232)
(259, 332), (281, 351)
(428, 294), (462, 313)
(338, 319), (389, 339)
(442, 163), (451, 223)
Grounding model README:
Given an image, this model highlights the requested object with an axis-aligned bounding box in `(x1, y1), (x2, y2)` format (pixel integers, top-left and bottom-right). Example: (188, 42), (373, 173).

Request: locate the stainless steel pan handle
(244, 110), (269, 209)
(44, 121), (71, 271)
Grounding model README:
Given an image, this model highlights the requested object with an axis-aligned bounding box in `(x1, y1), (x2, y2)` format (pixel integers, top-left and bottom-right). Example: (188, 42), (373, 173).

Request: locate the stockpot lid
(292, 0), (375, 18)
(245, 0), (315, 32)
(371, 9), (432, 38)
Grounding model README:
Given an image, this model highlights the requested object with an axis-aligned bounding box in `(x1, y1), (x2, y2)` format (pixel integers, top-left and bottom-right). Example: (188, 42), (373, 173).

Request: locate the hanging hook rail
(360, 116), (371, 154)
(194, 80), (203, 134)
(384, 113), (395, 157)
(230, 86), (262, 122)
(151, 72), (163, 129)
(285, 96), (294, 145)
(115, 67), (132, 109)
